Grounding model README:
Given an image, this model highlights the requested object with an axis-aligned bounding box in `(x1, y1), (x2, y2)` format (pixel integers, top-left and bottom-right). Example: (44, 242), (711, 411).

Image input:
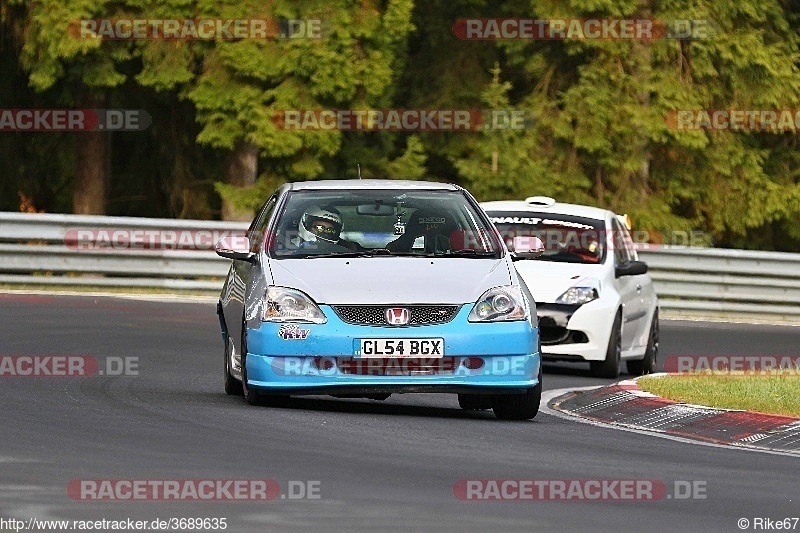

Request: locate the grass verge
(638, 373), (800, 417)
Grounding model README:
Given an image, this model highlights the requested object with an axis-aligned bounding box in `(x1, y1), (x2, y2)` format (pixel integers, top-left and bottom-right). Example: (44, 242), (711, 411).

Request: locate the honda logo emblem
(385, 307), (410, 325)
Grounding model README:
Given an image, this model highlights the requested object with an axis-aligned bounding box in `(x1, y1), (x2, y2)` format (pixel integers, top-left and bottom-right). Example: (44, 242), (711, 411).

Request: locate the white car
(482, 197), (659, 378)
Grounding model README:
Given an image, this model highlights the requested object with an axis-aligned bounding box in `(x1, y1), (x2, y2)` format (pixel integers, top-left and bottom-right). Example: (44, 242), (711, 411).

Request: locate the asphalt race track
(1, 293), (798, 532)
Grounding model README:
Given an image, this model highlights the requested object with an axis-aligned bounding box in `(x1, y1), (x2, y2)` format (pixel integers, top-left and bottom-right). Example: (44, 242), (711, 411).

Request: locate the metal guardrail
(1, 212), (799, 321)
(637, 247), (800, 320)
(0, 212), (241, 292)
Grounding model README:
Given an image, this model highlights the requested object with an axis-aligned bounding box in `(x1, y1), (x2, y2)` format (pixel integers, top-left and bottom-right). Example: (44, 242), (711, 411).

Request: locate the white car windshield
(489, 212), (607, 265)
(270, 189), (503, 258)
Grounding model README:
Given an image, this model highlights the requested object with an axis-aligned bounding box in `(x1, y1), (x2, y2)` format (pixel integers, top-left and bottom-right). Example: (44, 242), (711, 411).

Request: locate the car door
(629, 242), (656, 351)
(610, 217), (644, 352)
(222, 195), (277, 350)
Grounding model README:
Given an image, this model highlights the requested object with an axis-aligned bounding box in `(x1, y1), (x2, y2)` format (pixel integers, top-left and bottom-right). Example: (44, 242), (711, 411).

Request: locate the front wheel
(590, 312), (621, 379)
(241, 356), (264, 406)
(240, 324), (265, 405)
(224, 335), (243, 396)
(241, 323), (288, 407)
(627, 310), (658, 376)
(491, 374), (542, 420)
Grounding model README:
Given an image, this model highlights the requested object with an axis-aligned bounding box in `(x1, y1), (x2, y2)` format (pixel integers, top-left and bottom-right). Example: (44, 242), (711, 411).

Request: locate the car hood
(268, 257), (511, 304)
(513, 260), (606, 303)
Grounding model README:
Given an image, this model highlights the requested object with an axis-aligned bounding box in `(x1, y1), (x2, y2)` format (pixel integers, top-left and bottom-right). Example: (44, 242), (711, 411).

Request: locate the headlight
(556, 287), (598, 305)
(468, 286), (529, 322)
(263, 287), (327, 323)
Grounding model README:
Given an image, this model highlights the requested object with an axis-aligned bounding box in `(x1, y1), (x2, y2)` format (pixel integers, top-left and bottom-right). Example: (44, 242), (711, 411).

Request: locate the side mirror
(215, 236), (255, 263)
(511, 236), (545, 260)
(615, 260), (648, 277)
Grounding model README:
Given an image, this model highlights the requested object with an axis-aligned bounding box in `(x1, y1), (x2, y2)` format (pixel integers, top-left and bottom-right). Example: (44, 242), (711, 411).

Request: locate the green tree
(8, 0), (135, 214)
(138, 0), (415, 220)
(452, 0), (800, 247)
(451, 62), (536, 200)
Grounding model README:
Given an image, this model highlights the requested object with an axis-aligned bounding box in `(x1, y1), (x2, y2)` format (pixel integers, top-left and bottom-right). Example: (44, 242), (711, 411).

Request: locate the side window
(611, 219), (633, 264)
(248, 196), (277, 253)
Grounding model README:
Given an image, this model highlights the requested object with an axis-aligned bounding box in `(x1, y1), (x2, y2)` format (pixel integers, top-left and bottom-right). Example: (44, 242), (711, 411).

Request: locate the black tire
(239, 325), (265, 405)
(241, 321), (288, 407)
(224, 336), (244, 396)
(491, 373), (542, 420)
(627, 310), (659, 376)
(458, 394), (492, 410)
(591, 312), (621, 378)
(241, 357), (264, 405)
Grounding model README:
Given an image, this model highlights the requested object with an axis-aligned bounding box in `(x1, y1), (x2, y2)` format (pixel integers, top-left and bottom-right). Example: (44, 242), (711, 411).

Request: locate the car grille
(540, 326), (589, 346)
(540, 325), (569, 345)
(331, 305), (460, 326)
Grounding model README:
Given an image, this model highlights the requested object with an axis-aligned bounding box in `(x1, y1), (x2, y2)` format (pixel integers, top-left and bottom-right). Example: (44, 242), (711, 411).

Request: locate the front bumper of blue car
(243, 306), (540, 395)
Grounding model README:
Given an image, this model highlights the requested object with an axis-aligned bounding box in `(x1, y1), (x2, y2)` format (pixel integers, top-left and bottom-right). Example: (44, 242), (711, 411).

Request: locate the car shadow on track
(223, 395), (544, 422)
(540, 362), (639, 391)
(541, 362), (595, 377)
(541, 361), (641, 380)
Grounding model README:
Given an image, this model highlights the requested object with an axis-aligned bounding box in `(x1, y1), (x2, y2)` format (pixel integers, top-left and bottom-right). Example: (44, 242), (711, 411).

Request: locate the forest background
(2, 0), (800, 251)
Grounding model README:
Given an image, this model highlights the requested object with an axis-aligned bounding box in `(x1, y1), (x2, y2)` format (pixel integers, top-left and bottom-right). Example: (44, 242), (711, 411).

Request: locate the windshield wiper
(297, 249), (407, 258)
(298, 251), (369, 258)
(448, 249), (499, 258)
(300, 249), (444, 258)
(293, 249), (500, 259)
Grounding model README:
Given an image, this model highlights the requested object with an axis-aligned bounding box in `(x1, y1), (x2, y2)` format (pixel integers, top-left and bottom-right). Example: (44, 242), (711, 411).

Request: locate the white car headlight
(263, 287), (327, 323)
(556, 287), (598, 305)
(468, 286), (529, 322)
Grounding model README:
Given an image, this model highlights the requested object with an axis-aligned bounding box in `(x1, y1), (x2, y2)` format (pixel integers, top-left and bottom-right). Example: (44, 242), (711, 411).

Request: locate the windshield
(488, 211), (607, 265)
(269, 189), (503, 258)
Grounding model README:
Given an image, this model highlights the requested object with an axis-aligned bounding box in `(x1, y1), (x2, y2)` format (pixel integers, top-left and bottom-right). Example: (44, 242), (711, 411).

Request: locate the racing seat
(386, 209), (458, 254)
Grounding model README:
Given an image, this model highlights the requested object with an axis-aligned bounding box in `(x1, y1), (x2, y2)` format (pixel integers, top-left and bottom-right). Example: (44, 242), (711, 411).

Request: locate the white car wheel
(590, 312), (621, 379)
(627, 310), (658, 375)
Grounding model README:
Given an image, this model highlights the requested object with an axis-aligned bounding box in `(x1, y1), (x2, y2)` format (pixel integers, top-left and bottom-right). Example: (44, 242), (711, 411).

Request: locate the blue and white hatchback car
(215, 180), (544, 420)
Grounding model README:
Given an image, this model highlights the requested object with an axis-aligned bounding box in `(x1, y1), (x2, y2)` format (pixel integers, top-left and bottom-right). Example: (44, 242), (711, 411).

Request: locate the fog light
(311, 357), (335, 371)
(462, 357), (485, 370)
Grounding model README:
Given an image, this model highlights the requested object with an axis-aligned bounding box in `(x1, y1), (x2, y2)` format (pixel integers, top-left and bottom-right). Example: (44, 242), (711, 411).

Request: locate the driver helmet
(299, 206), (343, 244)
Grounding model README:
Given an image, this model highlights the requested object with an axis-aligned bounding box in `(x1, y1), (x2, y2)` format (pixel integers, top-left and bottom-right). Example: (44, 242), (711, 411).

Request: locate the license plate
(359, 338), (444, 358)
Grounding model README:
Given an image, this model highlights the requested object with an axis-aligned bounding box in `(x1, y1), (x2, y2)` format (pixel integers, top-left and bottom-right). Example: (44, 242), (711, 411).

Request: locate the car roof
(481, 199), (612, 222)
(287, 179), (459, 191)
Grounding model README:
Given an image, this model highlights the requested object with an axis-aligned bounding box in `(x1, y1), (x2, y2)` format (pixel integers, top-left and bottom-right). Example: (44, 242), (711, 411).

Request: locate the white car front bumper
(537, 298), (617, 362)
